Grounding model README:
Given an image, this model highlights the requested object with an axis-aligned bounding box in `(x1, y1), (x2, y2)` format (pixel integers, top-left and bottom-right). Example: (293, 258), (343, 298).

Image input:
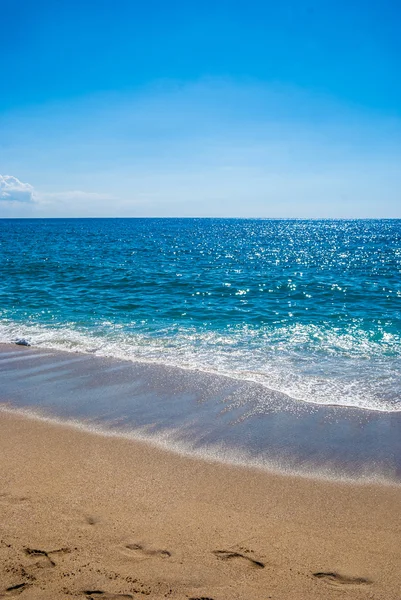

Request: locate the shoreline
(2, 341), (400, 415)
(1, 403), (400, 488)
(1, 343), (400, 485)
(1, 341), (400, 416)
(1, 411), (400, 599)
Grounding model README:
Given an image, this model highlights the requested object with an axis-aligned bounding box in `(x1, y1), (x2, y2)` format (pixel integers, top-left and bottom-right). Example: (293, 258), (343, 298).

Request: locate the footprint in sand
(0, 582), (30, 597)
(24, 548), (56, 568)
(83, 591), (133, 599)
(213, 550), (264, 569)
(24, 546), (71, 569)
(313, 572), (372, 587)
(123, 543), (171, 560)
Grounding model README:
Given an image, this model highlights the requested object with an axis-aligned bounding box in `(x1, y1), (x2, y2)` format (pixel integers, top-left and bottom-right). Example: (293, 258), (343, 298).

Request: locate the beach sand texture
(0, 412), (400, 599)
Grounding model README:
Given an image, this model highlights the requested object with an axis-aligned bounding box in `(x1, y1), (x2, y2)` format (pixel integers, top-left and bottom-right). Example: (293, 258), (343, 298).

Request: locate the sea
(1, 218), (400, 481)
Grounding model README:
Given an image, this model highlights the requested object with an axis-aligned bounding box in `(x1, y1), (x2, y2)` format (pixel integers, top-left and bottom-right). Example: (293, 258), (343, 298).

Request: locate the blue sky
(0, 0), (400, 217)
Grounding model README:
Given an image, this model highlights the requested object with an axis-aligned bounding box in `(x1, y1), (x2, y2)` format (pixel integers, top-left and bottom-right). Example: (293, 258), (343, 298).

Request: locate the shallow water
(0, 218), (400, 412)
(1, 345), (400, 483)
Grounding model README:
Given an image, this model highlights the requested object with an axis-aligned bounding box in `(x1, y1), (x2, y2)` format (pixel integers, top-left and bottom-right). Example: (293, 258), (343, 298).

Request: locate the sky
(0, 0), (400, 218)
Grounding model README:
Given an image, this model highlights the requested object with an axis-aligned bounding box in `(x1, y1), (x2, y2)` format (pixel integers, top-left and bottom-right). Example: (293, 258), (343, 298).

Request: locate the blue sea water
(0, 218), (400, 413)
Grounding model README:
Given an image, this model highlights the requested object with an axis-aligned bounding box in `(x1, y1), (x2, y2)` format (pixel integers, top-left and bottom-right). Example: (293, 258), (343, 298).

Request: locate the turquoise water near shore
(0, 218), (400, 412)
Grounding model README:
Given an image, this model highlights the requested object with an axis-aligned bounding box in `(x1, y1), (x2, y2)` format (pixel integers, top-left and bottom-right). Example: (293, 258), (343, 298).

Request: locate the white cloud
(0, 175), (36, 203)
(0, 177), (118, 216)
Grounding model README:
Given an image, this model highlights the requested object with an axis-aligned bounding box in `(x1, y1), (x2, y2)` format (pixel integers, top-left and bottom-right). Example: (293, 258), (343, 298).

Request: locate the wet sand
(1, 344), (400, 482)
(0, 411), (400, 599)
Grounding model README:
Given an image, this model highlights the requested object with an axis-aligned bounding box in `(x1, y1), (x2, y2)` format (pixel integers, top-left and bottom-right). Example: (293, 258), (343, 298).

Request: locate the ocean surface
(1, 218), (400, 481)
(1, 218), (400, 412)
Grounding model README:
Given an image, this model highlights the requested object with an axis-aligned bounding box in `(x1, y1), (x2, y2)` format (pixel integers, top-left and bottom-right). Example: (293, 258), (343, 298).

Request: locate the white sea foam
(0, 318), (400, 413)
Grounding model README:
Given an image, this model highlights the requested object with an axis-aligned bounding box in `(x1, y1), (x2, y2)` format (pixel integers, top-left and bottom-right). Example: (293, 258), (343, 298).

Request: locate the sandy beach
(0, 411), (400, 599)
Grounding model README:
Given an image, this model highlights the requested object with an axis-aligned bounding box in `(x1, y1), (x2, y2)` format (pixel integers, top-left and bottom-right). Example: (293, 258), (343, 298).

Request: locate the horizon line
(0, 216), (400, 221)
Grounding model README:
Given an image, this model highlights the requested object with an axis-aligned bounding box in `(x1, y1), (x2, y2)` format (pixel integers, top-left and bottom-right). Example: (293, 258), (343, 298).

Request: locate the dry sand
(0, 411), (400, 600)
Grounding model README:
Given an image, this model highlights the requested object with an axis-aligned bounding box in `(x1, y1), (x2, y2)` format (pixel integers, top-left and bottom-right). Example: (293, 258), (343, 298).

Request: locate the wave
(0, 318), (400, 413)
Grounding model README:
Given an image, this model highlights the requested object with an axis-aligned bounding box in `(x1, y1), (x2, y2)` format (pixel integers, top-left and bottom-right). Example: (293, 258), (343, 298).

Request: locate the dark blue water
(1, 218), (400, 411)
